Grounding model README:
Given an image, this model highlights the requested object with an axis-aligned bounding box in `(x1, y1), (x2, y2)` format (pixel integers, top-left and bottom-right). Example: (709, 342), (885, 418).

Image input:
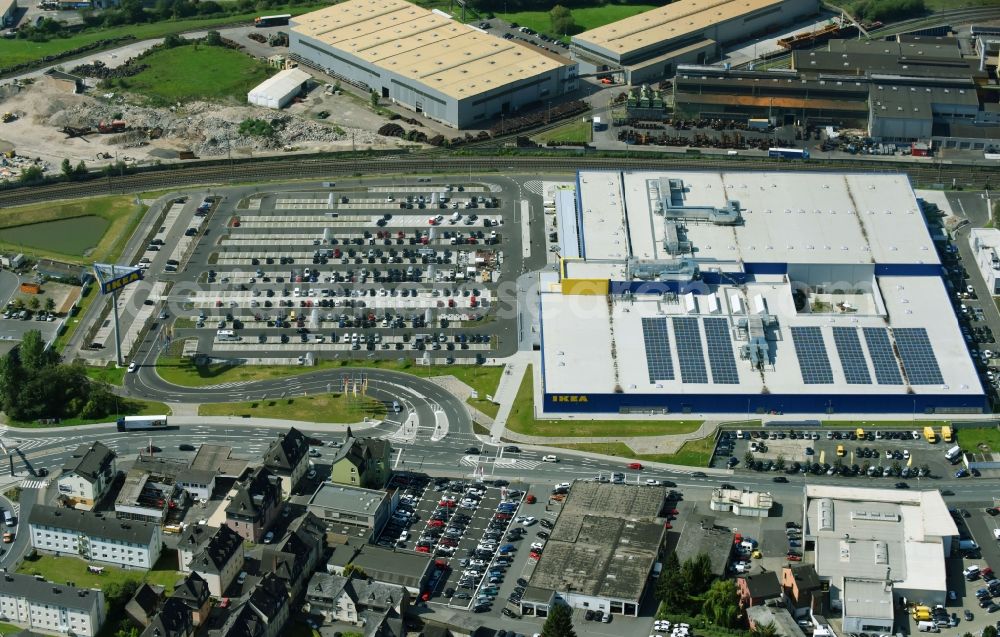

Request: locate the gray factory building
(289, 0), (578, 129)
(571, 0), (819, 84)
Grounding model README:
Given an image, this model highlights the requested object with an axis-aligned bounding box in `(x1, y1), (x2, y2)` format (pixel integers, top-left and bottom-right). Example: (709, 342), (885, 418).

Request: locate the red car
(529, 551), (542, 560)
(494, 513), (511, 520)
(439, 500), (456, 507)
(427, 520), (444, 527)
(786, 554), (802, 562)
(416, 546), (430, 553)
(627, 462), (643, 470)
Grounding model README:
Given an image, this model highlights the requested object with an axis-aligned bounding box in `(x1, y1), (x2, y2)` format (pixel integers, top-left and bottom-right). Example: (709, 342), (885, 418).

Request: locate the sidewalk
(488, 352), (533, 442)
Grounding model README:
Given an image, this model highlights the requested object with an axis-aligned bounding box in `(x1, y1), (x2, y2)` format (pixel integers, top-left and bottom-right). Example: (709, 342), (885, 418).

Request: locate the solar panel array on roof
(862, 327), (904, 385)
(672, 317), (708, 383)
(791, 326), (834, 384)
(894, 328), (944, 385)
(832, 327), (872, 385)
(641, 318), (675, 383)
(703, 317), (739, 384)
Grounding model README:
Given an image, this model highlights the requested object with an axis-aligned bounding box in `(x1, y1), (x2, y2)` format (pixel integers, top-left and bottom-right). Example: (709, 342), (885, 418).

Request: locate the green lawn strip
(536, 118), (592, 144)
(952, 426), (1000, 452)
(505, 365), (702, 437)
(0, 196), (144, 264)
(17, 553), (181, 593)
(124, 44), (273, 105)
(820, 419), (949, 428)
(198, 392), (386, 422)
(8, 398), (170, 428)
(84, 362), (127, 386)
(53, 283), (100, 352)
(552, 436), (716, 467)
(0, 622), (23, 635)
(500, 4), (656, 40)
(0, 5), (327, 68)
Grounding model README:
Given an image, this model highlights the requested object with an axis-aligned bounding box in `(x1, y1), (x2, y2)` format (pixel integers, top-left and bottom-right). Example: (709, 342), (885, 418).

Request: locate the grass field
(505, 366), (702, 437)
(125, 44), (273, 105)
(553, 435), (717, 467)
(536, 118), (592, 144)
(0, 196), (145, 264)
(501, 4), (656, 40)
(954, 426), (1000, 452)
(17, 553), (181, 592)
(199, 392), (386, 423)
(821, 419), (950, 428)
(9, 397), (170, 428)
(84, 362), (127, 386)
(0, 5), (327, 69)
(0, 623), (22, 635)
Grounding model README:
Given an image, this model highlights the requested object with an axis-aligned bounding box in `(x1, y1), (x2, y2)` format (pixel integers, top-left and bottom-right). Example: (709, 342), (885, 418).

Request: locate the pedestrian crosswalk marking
(20, 479), (50, 490)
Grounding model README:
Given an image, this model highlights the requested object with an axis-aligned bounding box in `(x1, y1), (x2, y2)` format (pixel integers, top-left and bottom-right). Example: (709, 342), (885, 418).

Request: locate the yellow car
(752, 549), (762, 559)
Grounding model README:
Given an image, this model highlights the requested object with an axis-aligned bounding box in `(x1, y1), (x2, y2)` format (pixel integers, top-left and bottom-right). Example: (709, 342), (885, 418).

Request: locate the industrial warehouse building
(248, 68), (312, 109)
(541, 170), (986, 415)
(521, 482), (667, 618)
(570, 0), (819, 84)
(803, 485), (957, 628)
(288, 0), (578, 128)
(672, 35), (1000, 144)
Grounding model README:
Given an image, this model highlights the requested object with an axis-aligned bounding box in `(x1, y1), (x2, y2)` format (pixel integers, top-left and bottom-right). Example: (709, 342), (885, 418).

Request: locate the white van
(918, 621), (939, 633)
(542, 455), (558, 462)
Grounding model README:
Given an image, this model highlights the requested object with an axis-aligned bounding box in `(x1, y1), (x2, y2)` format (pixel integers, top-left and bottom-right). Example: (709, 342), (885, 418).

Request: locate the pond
(0, 216), (109, 256)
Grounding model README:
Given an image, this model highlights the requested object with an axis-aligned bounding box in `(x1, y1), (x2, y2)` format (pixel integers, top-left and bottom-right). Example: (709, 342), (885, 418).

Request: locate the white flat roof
(248, 68), (312, 100)
(805, 486), (955, 597)
(580, 171), (940, 267)
(542, 275), (980, 396)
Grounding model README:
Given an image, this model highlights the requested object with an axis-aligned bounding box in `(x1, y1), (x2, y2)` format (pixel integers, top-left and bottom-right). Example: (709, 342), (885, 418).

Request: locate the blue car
(789, 540), (801, 547)
(956, 468), (970, 478)
(499, 544), (516, 553)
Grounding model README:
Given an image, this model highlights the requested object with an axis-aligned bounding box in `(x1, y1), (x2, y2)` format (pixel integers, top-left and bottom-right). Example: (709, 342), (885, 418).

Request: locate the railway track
(0, 153), (995, 208)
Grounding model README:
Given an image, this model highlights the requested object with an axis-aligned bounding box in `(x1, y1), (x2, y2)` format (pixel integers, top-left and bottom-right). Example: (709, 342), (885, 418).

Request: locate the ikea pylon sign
(93, 263), (144, 295)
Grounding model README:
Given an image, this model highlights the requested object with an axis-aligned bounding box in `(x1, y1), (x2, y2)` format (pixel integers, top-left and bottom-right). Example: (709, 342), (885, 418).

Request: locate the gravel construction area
(0, 80), (406, 171)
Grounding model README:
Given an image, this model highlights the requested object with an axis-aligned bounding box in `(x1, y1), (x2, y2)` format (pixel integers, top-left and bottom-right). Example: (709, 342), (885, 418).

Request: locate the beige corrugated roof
(291, 0), (572, 100)
(573, 0), (789, 57)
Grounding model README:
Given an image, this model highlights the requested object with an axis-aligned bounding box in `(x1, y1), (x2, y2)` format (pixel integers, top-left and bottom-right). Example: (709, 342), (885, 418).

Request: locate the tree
(18, 165), (44, 184)
(19, 330), (54, 373)
(27, 296), (40, 311)
(751, 622), (778, 637)
(774, 455), (785, 471)
(163, 32), (183, 48)
(702, 579), (740, 628)
(549, 4), (577, 36)
(891, 460), (902, 476)
(921, 463), (931, 476)
(205, 30), (222, 46)
(656, 551), (687, 612)
(343, 563), (367, 579)
(370, 91), (379, 109)
(680, 553), (714, 596)
(744, 451), (755, 468)
(74, 160), (88, 179)
(11, 298), (24, 311)
(114, 622), (139, 637)
(44, 297), (55, 313)
(61, 158), (74, 179)
(982, 626), (997, 637)
(541, 603), (576, 637)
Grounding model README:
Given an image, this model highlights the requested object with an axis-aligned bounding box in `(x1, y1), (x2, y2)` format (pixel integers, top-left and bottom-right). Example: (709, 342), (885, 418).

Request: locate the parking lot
(714, 427), (970, 483)
(132, 181), (524, 362)
(476, 18), (571, 57)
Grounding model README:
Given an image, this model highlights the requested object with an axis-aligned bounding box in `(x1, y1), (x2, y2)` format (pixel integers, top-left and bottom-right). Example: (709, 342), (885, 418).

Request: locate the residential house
(57, 442), (117, 508)
(171, 572), (211, 626)
(176, 524), (215, 571)
(0, 572), (105, 637)
(28, 505), (162, 569)
(225, 468), (282, 542)
(191, 525), (245, 597)
(304, 572), (407, 635)
(125, 584), (165, 628)
(141, 598), (193, 637)
(259, 512), (326, 598)
(738, 572), (782, 608)
(262, 427), (309, 496)
(330, 437), (392, 489)
(781, 564), (824, 618)
(217, 574), (289, 637)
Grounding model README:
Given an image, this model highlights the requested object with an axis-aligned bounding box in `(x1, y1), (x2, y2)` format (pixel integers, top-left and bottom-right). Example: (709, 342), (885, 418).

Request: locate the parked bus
(254, 13), (290, 27)
(216, 329), (241, 342)
(941, 425), (953, 442)
(117, 415), (169, 431)
(768, 147), (810, 160)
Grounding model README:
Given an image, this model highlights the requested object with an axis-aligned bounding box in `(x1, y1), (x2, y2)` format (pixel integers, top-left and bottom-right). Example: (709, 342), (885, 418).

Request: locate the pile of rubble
(45, 97), (392, 156)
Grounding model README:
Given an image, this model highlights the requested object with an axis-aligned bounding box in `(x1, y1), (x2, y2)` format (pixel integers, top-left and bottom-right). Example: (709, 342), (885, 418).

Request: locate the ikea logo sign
(101, 270), (143, 294)
(552, 395), (589, 403)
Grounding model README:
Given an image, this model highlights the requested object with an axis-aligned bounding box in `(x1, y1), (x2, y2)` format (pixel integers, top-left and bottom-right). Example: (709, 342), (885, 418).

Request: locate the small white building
(58, 441), (117, 509)
(969, 227), (1000, 294)
(247, 68), (312, 109)
(29, 505), (162, 569)
(710, 488), (773, 517)
(0, 572), (105, 636)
